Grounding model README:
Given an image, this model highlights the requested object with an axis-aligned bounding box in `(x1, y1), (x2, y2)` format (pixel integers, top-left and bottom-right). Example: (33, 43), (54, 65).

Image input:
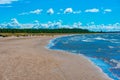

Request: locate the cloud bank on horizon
(0, 18), (120, 32)
(0, 0), (120, 31)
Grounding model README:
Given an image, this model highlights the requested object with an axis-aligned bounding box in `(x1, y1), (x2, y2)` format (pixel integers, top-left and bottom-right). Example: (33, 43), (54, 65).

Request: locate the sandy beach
(0, 35), (111, 80)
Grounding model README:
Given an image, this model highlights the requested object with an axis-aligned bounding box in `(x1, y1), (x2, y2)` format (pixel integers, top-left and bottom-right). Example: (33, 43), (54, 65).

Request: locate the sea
(47, 33), (120, 80)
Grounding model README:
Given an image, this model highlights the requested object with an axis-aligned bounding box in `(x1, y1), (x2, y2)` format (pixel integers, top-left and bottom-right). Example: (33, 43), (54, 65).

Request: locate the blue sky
(0, 0), (120, 31)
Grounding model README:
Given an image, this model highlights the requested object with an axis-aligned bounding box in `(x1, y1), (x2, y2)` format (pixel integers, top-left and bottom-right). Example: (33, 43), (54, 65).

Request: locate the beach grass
(0, 33), (76, 37)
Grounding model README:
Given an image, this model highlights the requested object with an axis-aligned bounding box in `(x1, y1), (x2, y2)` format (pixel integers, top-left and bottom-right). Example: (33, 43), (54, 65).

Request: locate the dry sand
(0, 36), (111, 80)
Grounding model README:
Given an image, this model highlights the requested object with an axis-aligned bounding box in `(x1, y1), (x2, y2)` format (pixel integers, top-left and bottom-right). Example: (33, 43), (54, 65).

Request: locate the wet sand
(0, 36), (111, 80)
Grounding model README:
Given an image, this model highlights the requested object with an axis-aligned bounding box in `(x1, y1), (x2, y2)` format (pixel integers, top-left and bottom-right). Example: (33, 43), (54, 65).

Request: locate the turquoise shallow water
(47, 33), (120, 80)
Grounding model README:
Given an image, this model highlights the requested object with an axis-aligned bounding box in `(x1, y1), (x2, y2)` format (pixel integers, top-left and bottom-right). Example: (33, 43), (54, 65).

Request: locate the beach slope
(0, 36), (111, 80)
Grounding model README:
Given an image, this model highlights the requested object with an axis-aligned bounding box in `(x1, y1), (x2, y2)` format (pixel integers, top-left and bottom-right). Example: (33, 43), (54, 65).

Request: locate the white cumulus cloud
(5, 18), (21, 29)
(19, 9), (42, 15)
(47, 8), (54, 15)
(0, 0), (18, 4)
(64, 8), (73, 14)
(10, 18), (19, 24)
(1, 19), (120, 32)
(104, 9), (112, 13)
(30, 9), (42, 14)
(85, 8), (99, 13)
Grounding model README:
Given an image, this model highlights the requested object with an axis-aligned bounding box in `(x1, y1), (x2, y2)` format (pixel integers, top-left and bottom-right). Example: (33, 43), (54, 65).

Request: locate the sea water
(47, 33), (120, 80)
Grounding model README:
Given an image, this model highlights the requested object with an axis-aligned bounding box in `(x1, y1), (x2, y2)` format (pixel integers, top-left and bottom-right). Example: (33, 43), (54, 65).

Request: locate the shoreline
(46, 35), (113, 80)
(0, 35), (111, 80)
(46, 35), (112, 80)
(45, 34), (114, 80)
(47, 47), (112, 80)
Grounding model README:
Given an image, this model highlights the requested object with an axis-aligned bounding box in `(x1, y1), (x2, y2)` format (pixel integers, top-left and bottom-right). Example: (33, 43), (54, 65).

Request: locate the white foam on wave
(46, 34), (77, 49)
(82, 39), (94, 42)
(71, 50), (77, 53)
(69, 36), (82, 41)
(110, 41), (120, 44)
(62, 41), (68, 44)
(110, 59), (120, 79)
(94, 37), (107, 41)
(108, 39), (120, 44)
(87, 57), (114, 80)
(111, 59), (120, 69)
(108, 46), (114, 49)
(46, 37), (58, 49)
(94, 36), (120, 44)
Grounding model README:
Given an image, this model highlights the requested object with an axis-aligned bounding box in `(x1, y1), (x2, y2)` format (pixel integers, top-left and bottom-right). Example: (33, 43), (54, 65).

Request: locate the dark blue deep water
(47, 33), (120, 80)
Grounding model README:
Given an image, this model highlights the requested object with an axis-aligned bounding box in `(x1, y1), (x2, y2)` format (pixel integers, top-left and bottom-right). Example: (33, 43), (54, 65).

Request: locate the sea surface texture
(48, 33), (120, 80)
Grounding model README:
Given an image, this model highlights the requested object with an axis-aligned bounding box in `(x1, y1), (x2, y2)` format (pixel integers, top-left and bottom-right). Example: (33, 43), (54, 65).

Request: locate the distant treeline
(0, 28), (94, 33)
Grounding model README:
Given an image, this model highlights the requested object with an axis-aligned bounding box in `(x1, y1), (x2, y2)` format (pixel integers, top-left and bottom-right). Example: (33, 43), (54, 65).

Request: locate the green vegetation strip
(0, 28), (95, 37)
